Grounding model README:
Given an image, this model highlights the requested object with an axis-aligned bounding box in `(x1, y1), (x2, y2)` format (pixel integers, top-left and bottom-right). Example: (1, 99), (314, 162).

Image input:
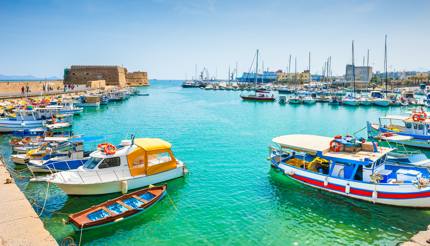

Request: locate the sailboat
(373, 35), (391, 107)
(342, 41), (360, 106)
(240, 50), (275, 102)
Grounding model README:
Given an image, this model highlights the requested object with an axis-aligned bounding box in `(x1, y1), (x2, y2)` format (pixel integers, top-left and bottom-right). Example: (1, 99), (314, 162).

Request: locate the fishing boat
(270, 134), (430, 207)
(77, 95), (101, 107)
(367, 111), (430, 149)
(27, 140), (88, 173)
(33, 137), (187, 195)
(68, 185), (167, 231)
(278, 87), (295, 94)
(328, 95), (340, 105)
(0, 110), (45, 133)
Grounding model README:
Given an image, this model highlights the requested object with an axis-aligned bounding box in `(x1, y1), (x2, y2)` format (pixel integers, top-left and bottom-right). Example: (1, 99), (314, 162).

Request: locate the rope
(352, 126), (367, 136)
(166, 192), (178, 212)
(78, 224), (84, 246)
(38, 181), (50, 216)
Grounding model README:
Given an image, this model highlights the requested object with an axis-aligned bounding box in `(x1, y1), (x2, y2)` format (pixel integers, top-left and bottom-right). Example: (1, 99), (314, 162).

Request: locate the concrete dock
(0, 159), (57, 245)
(403, 226), (430, 246)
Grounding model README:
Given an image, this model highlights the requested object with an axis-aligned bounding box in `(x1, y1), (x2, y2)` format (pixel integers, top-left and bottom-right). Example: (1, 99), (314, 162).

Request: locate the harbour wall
(0, 158), (57, 245)
(0, 80), (64, 97)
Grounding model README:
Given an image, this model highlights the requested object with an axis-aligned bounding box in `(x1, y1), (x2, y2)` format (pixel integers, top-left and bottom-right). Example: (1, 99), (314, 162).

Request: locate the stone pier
(0, 159), (57, 245)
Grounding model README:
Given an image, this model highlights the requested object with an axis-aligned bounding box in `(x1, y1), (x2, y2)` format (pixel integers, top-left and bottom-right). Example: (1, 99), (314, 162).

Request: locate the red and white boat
(270, 134), (430, 207)
(241, 90), (275, 102)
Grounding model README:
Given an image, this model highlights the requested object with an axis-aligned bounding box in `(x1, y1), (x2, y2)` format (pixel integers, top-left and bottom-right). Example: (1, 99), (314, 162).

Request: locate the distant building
(64, 65), (149, 87)
(345, 65), (372, 83)
(277, 70), (311, 83)
(126, 71), (149, 86)
(237, 71), (278, 83)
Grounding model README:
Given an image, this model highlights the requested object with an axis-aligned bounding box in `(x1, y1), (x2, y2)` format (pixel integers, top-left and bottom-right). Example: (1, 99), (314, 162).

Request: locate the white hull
(0, 120), (44, 133)
(51, 165), (186, 195)
(275, 162), (430, 207)
(11, 154), (29, 165)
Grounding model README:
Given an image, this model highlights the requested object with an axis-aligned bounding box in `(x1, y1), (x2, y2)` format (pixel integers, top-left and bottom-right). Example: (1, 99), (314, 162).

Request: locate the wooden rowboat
(68, 185), (167, 230)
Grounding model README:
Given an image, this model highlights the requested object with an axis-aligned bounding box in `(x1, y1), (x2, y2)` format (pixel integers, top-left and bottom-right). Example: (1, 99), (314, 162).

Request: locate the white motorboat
(33, 138), (187, 195)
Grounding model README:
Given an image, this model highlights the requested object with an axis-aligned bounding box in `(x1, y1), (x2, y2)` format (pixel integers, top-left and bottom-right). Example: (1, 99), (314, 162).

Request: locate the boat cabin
(370, 91), (384, 99)
(376, 115), (430, 137)
(82, 138), (178, 177)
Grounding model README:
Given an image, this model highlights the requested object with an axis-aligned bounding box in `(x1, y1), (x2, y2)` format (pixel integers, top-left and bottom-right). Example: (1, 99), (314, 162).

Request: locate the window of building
(98, 157), (121, 169)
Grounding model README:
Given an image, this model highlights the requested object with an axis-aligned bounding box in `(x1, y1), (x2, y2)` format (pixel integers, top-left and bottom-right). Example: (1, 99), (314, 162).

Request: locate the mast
(255, 49), (259, 85)
(384, 35), (388, 96)
(294, 56), (297, 84)
(352, 40), (356, 96)
(288, 54), (292, 74)
(228, 66), (231, 82)
(308, 51), (311, 82)
(235, 62), (238, 81)
(367, 49), (369, 67)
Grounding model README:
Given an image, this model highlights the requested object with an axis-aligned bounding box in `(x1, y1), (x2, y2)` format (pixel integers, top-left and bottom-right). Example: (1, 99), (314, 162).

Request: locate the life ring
(104, 143), (116, 155)
(412, 112), (427, 122)
(382, 132), (394, 137)
(330, 140), (343, 152)
(334, 135), (342, 140)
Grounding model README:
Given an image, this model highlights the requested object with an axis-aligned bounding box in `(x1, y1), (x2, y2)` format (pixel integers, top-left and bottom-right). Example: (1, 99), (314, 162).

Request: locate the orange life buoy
(334, 135), (342, 140)
(330, 140), (343, 152)
(412, 113), (421, 122)
(382, 132), (394, 137)
(104, 143), (116, 155)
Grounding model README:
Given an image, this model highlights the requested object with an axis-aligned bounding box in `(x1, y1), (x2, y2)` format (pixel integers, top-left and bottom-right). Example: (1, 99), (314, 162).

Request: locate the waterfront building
(276, 70), (311, 83)
(237, 71), (278, 83)
(64, 65), (149, 87)
(345, 64), (372, 83)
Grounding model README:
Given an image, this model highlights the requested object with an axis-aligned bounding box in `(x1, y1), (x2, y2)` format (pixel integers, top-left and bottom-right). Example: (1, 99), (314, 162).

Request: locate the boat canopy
(272, 134), (331, 155)
(127, 138), (177, 176)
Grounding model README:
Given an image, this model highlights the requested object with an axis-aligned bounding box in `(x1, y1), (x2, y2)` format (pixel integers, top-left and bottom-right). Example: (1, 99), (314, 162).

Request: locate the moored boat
(32, 137), (187, 195)
(270, 134), (430, 207)
(68, 185), (167, 230)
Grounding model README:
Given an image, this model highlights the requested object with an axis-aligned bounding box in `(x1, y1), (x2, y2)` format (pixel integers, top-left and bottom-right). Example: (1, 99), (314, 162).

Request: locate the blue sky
(0, 0), (429, 79)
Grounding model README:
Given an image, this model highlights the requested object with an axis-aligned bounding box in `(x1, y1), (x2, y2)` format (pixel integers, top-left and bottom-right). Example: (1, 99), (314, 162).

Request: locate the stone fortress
(64, 65), (149, 87)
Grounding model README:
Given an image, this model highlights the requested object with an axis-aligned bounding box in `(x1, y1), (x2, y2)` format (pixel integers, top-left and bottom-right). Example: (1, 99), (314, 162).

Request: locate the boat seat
(139, 192), (156, 201)
(132, 195), (148, 203)
(123, 197), (145, 209)
(106, 202), (129, 214)
(116, 200), (134, 210)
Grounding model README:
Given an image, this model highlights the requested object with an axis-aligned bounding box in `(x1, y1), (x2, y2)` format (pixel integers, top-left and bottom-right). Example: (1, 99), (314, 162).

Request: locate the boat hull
(272, 159), (430, 207)
(52, 165), (185, 195)
(240, 96), (275, 101)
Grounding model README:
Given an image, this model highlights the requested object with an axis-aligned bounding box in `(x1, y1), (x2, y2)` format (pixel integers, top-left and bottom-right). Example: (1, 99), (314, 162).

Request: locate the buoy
(324, 177), (328, 187)
(372, 190), (378, 203)
(120, 180), (128, 194)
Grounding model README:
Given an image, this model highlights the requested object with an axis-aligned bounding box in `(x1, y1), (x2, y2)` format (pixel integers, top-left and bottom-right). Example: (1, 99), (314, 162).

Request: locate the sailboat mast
(294, 56), (297, 84)
(308, 52), (311, 82)
(384, 35), (388, 96)
(352, 40), (356, 96)
(288, 55), (292, 74)
(255, 49), (259, 85)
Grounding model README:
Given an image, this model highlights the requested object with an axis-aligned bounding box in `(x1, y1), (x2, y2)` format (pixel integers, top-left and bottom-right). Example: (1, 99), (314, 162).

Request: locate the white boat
(342, 95), (360, 106)
(303, 96), (316, 104)
(270, 134), (430, 207)
(288, 95), (303, 104)
(33, 138), (187, 195)
(370, 91), (391, 107)
(359, 97), (373, 106)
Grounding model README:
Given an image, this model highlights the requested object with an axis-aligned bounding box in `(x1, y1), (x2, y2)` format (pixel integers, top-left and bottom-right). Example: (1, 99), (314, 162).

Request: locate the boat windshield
(83, 157), (103, 169)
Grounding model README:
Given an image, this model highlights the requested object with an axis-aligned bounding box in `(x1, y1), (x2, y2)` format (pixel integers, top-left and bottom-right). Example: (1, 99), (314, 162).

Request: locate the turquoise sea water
(1, 80), (430, 245)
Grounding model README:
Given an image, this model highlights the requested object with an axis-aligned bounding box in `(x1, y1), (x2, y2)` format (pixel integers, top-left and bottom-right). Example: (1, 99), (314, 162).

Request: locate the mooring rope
(78, 223), (84, 246)
(166, 192), (178, 212)
(38, 181), (50, 216)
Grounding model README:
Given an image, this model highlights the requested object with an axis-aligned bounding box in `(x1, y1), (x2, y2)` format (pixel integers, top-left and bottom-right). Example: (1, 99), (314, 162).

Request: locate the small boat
(270, 134), (430, 207)
(342, 95), (360, 106)
(278, 88), (295, 94)
(77, 95), (101, 107)
(240, 90), (275, 102)
(68, 185), (167, 231)
(370, 91), (391, 107)
(33, 137), (187, 195)
(302, 96), (316, 105)
(367, 111), (430, 149)
(359, 96), (373, 106)
(0, 110), (45, 133)
(288, 95), (303, 104)
(328, 96), (340, 105)
(136, 93), (149, 96)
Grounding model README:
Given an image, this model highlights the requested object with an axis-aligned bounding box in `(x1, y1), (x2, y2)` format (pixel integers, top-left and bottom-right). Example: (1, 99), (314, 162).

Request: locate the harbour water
(1, 80), (430, 245)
